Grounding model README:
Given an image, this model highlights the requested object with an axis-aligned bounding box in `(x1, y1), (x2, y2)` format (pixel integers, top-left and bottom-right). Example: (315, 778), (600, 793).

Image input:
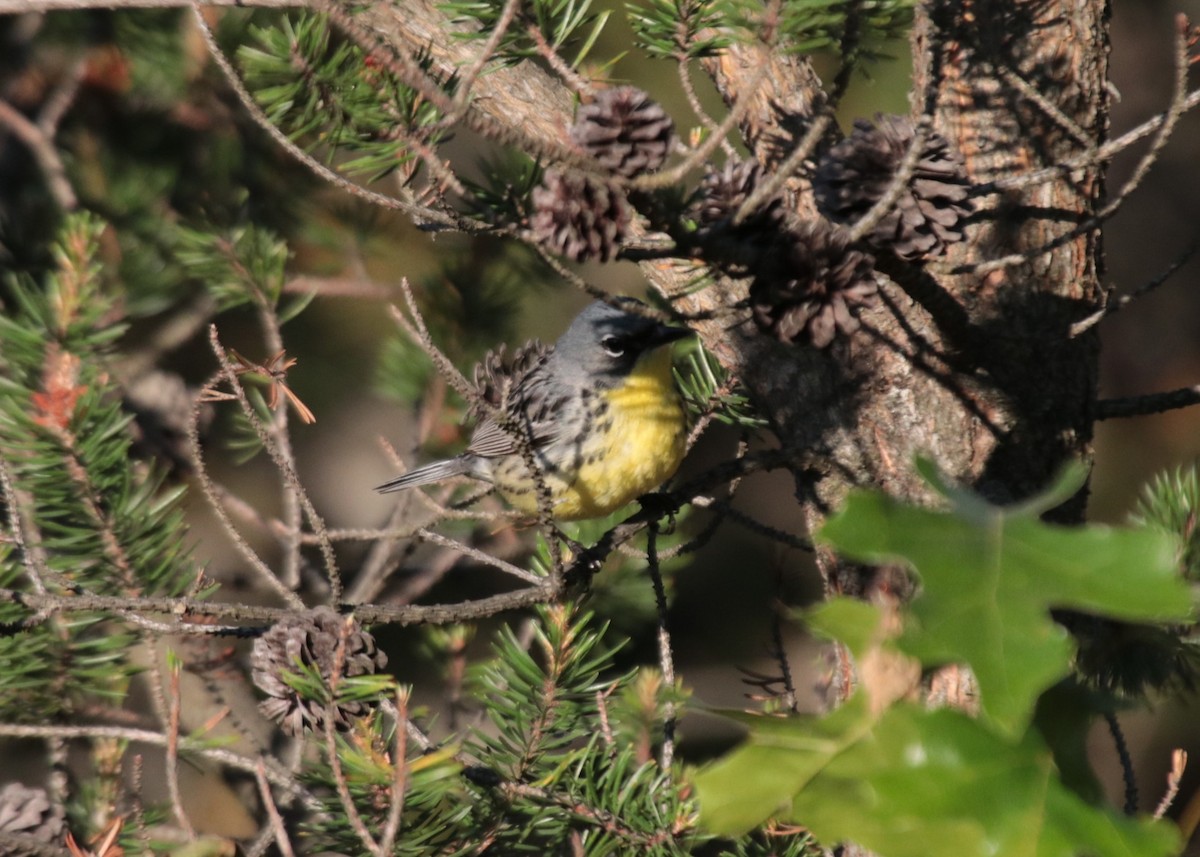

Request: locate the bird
(376, 299), (691, 520)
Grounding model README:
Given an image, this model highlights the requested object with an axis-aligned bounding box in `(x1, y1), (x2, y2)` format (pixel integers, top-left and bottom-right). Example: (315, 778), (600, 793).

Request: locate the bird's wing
(466, 351), (569, 460)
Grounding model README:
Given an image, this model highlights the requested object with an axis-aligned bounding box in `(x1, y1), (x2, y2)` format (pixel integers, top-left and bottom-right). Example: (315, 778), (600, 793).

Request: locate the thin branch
(1070, 240), (1200, 336)
(1096, 385), (1200, 420)
(0, 97), (77, 210)
(0, 722), (318, 809)
(769, 565), (798, 713)
(981, 90), (1200, 197)
(207, 326), (344, 602)
(323, 624), (381, 856)
(847, 115), (931, 244)
(527, 20), (593, 97)
(255, 760), (297, 857)
(417, 527), (542, 585)
(256, 312), (306, 592)
(0, 582), (557, 628)
(646, 523), (676, 771)
(165, 657), (196, 839)
(393, 284), (475, 400)
(1105, 711), (1139, 815)
(189, 372), (305, 609)
(0, 452), (47, 595)
(455, 0), (522, 107)
(377, 688), (411, 856)
(38, 58), (87, 135)
(634, 45), (774, 192)
(995, 63), (1091, 148)
(677, 59), (736, 159)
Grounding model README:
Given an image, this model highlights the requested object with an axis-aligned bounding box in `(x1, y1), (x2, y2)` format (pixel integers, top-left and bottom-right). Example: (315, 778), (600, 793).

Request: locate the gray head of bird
(551, 299), (692, 383)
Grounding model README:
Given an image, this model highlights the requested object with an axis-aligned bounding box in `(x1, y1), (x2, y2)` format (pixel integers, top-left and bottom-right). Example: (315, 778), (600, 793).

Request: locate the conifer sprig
(0, 214), (195, 722)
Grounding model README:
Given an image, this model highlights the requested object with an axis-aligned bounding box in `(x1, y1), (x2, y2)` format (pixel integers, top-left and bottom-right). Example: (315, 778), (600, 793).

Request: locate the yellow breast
(496, 348), (687, 520)
(559, 348), (686, 519)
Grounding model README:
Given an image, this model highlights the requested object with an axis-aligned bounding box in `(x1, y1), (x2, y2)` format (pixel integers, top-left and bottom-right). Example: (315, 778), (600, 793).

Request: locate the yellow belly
(498, 349), (686, 520)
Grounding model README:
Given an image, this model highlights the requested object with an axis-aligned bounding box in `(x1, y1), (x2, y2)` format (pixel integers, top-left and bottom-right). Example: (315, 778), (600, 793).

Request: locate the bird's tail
(375, 457), (472, 494)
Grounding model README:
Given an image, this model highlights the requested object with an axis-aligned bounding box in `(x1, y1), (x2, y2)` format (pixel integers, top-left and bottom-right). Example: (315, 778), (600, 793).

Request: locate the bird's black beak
(647, 322), (692, 347)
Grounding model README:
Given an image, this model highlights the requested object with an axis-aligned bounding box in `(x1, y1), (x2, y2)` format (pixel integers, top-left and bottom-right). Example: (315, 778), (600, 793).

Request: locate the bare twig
(255, 760), (297, 857)
(677, 59), (736, 159)
(0, 582), (557, 628)
(0, 452), (48, 595)
(417, 527), (542, 585)
(527, 21), (593, 96)
(393, 285), (475, 400)
(1070, 240), (1200, 336)
(847, 116), (932, 244)
(1096, 385), (1200, 420)
(981, 90), (1200, 197)
(635, 45), (774, 192)
(645, 523), (676, 771)
(323, 623), (381, 856)
(207, 326), (344, 602)
(165, 657), (196, 839)
(1104, 711), (1139, 815)
(0, 722), (318, 809)
(995, 63), (1091, 147)
(190, 371), (304, 608)
(732, 0), (864, 225)
(454, 0), (522, 107)
(377, 688), (411, 855)
(0, 98), (77, 210)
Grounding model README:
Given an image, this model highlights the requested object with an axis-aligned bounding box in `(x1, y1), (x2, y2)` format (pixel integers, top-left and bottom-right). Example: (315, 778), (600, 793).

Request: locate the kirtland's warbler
(375, 299), (691, 520)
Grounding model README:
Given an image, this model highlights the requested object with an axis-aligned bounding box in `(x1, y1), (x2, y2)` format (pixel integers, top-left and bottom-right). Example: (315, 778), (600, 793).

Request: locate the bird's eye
(601, 335), (624, 357)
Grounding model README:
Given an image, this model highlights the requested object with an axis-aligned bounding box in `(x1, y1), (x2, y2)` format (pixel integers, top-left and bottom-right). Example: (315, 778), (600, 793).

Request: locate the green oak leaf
(818, 462), (1193, 734)
(696, 704), (1179, 857)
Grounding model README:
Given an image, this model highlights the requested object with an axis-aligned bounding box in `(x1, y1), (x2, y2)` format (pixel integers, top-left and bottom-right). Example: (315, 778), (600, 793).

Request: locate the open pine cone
(570, 86), (674, 177)
(750, 222), (878, 348)
(0, 783), (65, 849)
(693, 160), (784, 231)
(813, 114), (972, 261)
(531, 169), (630, 262)
(251, 607), (388, 735)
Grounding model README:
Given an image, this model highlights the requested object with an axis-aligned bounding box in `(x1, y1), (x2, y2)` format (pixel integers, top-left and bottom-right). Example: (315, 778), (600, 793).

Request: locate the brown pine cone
(813, 114), (972, 261)
(0, 783), (65, 850)
(750, 222), (878, 348)
(251, 607), (388, 735)
(530, 169), (630, 262)
(570, 86), (674, 177)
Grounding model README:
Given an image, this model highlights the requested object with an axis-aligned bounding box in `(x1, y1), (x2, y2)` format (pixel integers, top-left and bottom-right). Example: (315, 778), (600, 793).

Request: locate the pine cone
(693, 160), (785, 231)
(0, 783), (65, 848)
(690, 160), (787, 269)
(750, 222), (878, 348)
(470, 340), (553, 418)
(531, 169), (630, 262)
(812, 114), (972, 260)
(570, 86), (674, 177)
(251, 607), (388, 736)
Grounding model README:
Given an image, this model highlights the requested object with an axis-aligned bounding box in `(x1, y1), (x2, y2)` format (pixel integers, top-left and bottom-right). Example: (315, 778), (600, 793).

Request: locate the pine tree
(0, 1), (1199, 855)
